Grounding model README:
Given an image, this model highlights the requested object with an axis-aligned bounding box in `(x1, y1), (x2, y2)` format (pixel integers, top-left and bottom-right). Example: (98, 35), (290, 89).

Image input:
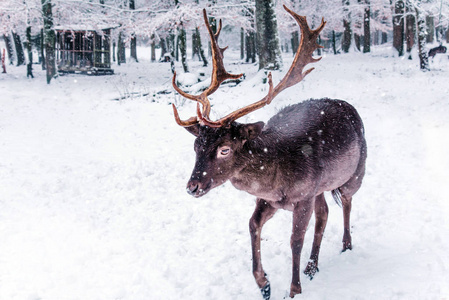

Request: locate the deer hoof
(304, 261), (319, 280)
(342, 241), (352, 252)
(289, 283), (302, 298)
(260, 281), (271, 300)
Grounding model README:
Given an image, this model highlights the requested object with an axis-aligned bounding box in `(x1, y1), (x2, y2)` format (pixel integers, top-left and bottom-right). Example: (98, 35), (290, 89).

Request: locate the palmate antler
(172, 5), (326, 128)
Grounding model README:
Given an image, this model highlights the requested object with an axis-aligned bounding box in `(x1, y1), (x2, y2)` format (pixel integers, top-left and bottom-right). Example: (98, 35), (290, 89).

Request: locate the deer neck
(230, 135), (285, 201)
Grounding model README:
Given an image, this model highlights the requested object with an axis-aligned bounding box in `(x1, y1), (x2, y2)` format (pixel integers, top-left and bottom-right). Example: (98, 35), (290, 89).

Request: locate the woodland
(1, 0), (449, 83)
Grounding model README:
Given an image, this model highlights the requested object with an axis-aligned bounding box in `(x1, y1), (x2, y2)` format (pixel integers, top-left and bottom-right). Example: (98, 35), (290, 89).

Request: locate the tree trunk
(175, 32), (179, 61)
(393, 0), (405, 56)
(167, 33), (175, 60)
(332, 30), (337, 54)
(373, 30), (379, 45)
(246, 31), (256, 63)
(255, 0), (282, 70)
(342, 0), (352, 53)
(291, 31), (299, 55)
(446, 25), (449, 43)
(415, 3), (429, 71)
(406, 10), (415, 57)
(151, 39), (156, 62)
(42, 0), (56, 84)
(40, 29), (45, 69)
(26, 26), (34, 78)
(354, 34), (361, 51)
(381, 32), (388, 44)
(117, 32), (126, 65)
(426, 16), (434, 43)
(3, 34), (15, 65)
(129, 0), (138, 62)
(160, 38), (167, 60)
(192, 29), (199, 59)
(130, 34), (138, 62)
(363, 0), (371, 53)
(196, 28), (208, 67)
(12, 32), (25, 66)
(2, 48), (6, 73)
(240, 28), (245, 60)
(178, 26), (189, 73)
(112, 41), (116, 62)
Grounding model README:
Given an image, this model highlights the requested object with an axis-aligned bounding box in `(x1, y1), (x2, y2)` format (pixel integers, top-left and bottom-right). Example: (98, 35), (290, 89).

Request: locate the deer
(428, 44), (447, 59)
(171, 6), (367, 299)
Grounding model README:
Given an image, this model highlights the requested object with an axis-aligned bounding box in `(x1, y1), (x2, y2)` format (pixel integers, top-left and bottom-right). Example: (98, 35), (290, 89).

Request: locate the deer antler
(172, 6), (326, 128)
(172, 9), (243, 127)
(200, 5), (326, 128)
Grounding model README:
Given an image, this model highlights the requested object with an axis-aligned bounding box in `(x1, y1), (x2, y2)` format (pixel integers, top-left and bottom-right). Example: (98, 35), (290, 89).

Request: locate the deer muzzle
(186, 179), (210, 198)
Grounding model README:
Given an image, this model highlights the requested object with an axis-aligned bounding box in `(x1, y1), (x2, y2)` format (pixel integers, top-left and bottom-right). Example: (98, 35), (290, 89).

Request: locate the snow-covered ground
(1, 47), (448, 300)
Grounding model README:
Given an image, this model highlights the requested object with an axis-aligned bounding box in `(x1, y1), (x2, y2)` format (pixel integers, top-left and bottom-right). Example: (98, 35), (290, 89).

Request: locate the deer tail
(331, 188), (343, 208)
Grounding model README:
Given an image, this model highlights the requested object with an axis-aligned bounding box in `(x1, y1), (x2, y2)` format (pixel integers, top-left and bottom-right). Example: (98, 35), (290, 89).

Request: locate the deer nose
(186, 181), (199, 196)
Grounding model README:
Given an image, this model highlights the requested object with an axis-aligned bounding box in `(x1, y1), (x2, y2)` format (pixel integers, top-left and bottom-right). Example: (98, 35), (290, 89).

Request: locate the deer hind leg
(339, 154), (366, 252)
(304, 193), (328, 279)
(340, 192), (353, 251)
(249, 198), (277, 300)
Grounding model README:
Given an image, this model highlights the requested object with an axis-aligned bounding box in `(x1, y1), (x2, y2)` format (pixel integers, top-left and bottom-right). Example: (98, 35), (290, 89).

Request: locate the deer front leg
(304, 193), (328, 279)
(249, 198), (277, 300)
(290, 199), (314, 298)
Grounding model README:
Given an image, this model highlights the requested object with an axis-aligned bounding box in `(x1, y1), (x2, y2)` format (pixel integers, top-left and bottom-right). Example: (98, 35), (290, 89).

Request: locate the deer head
(172, 6), (326, 197)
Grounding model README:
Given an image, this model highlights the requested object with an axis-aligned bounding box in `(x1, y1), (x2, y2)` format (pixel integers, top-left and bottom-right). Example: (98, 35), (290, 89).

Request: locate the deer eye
(218, 146), (231, 157)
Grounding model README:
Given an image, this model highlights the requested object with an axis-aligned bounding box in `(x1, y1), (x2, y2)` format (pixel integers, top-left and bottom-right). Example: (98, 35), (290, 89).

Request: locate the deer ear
(239, 121), (264, 140)
(184, 124), (200, 137)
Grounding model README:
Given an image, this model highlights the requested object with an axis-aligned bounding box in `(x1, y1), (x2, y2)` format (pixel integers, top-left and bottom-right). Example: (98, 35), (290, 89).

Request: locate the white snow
(1, 46), (448, 300)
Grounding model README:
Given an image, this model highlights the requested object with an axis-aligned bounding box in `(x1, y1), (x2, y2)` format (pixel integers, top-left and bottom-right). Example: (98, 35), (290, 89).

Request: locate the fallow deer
(172, 6), (367, 299)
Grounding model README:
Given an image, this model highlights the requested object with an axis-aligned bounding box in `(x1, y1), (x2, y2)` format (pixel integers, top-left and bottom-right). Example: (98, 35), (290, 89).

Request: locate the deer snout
(186, 179), (210, 197)
(186, 181), (200, 196)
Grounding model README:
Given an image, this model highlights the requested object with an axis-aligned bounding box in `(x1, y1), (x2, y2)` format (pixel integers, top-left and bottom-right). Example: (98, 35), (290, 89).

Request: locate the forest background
(1, 0), (449, 83)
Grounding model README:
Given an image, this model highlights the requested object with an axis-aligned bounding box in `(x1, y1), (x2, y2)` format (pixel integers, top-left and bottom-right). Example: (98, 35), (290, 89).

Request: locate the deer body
(229, 99), (364, 209)
(171, 6), (367, 299)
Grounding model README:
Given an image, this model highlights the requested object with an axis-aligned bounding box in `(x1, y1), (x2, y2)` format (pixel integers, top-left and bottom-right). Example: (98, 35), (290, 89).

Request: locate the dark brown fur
(428, 45), (447, 58)
(184, 98), (367, 298)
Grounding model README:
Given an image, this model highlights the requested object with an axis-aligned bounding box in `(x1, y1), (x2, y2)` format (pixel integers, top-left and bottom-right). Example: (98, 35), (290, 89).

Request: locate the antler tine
(203, 9), (243, 95)
(200, 6), (326, 128)
(172, 103), (200, 127)
(172, 9), (243, 127)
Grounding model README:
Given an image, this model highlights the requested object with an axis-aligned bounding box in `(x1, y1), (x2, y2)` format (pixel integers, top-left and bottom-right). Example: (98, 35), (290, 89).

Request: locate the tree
(255, 0), (282, 70)
(178, 26), (188, 72)
(129, 0), (138, 62)
(12, 32), (25, 65)
(42, 0), (56, 84)
(425, 15), (434, 43)
(3, 35), (14, 65)
(363, 0), (371, 53)
(393, 0), (405, 56)
(406, 4), (415, 58)
(415, 0), (429, 70)
(342, 0), (352, 53)
(26, 26), (34, 78)
(117, 32), (126, 65)
(192, 27), (208, 66)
